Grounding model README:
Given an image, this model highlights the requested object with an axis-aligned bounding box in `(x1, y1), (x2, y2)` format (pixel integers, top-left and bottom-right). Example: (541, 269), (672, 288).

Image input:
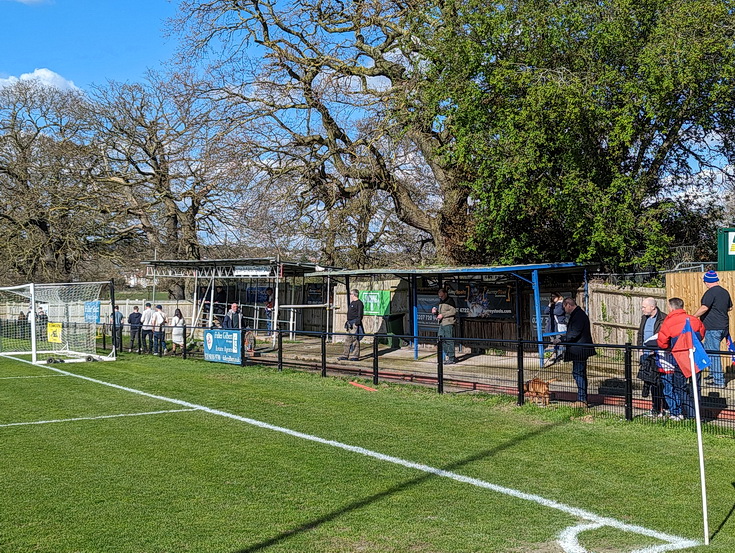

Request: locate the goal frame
(0, 280), (114, 364)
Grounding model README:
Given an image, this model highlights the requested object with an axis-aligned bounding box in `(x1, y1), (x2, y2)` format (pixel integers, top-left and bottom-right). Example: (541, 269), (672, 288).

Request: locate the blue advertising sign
(461, 283), (513, 319)
(418, 294), (440, 333)
(84, 301), (101, 323)
(204, 329), (242, 365)
(246, 286), (271, 304)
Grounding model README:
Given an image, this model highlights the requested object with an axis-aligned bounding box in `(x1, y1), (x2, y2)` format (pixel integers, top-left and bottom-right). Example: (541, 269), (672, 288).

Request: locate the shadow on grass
(710, 482), (735, 542)
(232, 419), (567, 552)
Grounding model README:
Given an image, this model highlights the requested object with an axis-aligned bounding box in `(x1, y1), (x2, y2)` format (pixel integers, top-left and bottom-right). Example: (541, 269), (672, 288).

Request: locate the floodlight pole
(689, 348), (709, 545)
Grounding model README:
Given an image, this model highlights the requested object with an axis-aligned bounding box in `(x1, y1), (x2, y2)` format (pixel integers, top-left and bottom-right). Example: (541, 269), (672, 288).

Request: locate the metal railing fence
(96, 324), (735, 435)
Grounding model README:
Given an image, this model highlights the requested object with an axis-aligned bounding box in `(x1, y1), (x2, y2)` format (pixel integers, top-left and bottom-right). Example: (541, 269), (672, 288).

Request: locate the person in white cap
(693, 270), (732, 389)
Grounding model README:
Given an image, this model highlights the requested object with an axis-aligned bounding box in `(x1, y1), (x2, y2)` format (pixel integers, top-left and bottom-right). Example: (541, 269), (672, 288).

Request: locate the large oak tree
(411, 0), (734, 269)
(174, 0), (476, 265)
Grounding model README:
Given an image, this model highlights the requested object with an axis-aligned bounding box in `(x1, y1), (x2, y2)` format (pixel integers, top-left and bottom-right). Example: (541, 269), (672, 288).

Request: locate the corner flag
(671, 318), (712, 545)
(671, 318), (710, 378)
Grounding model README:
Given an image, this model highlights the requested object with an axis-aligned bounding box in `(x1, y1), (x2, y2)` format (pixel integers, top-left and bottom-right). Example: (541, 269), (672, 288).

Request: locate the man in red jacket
(657, 298), (705, 421)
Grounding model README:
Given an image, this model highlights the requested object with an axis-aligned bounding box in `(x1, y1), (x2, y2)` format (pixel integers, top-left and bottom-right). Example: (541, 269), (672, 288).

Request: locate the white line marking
(0, 374), (69, 380)
(0, 409), (198, 428)
(16, 361), (702, 553)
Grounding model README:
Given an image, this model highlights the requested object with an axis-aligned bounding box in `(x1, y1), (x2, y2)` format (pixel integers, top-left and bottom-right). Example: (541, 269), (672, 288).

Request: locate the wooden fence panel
(587, 283), (666, 345)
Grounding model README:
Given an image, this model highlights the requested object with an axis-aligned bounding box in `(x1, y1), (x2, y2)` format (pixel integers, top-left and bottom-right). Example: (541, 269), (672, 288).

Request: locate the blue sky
(0, 0), (179, 90)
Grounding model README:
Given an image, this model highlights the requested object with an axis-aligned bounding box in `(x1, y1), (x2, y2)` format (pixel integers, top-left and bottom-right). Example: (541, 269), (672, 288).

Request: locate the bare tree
(87, 72), (260, 295)
(0, 80), (114, 283)
(173, 0), (474, 265)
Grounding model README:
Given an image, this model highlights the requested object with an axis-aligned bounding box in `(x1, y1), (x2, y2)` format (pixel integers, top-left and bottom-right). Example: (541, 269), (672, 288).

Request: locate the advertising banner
(246, 286), (271, 304)
(418, 294), (440, 332)
(234, 265), (271, 277)
(84, 301), (101, 323)
(418, 282), (515, 334)
(306, 283), (324, 305)
(360, 290), (390, 316)
(460, 283), (513, 319)
(204, 329), (242, 365)
(47, 323), (62, 344)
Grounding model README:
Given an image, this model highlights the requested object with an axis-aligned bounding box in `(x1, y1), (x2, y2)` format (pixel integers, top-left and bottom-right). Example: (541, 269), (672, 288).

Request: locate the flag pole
(689, 347), (710, 545)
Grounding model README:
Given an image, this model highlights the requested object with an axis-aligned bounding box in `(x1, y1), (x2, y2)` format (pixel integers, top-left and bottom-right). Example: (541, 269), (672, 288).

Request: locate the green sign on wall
(360, 290), (391, 316)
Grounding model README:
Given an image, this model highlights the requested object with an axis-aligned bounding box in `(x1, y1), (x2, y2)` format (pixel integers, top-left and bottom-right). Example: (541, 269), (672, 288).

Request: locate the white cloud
(0, 68), (78, 90)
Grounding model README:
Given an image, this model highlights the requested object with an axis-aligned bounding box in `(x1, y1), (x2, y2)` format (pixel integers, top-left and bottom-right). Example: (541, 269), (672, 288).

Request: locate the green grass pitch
(0, 355), (734, 552)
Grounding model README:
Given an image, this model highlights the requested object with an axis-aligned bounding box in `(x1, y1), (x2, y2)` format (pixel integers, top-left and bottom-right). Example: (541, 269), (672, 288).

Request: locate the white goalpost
(0, 281), (112, 364)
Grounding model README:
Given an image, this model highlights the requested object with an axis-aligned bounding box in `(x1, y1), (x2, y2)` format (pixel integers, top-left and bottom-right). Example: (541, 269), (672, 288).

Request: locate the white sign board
(233, 265), (271, 277)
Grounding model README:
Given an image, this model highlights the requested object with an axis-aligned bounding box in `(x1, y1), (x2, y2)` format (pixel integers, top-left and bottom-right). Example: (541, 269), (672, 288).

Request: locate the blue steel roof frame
(303, 262), (582, 278)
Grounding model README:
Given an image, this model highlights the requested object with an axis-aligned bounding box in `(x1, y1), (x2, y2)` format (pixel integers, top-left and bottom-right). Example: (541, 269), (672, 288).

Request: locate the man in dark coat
(637, 297), (667, 416)
(563, 298), (596, 406)
(338, 289), (364, 361)
(128, 305), (143, 353)
(222, 303), (241, 329)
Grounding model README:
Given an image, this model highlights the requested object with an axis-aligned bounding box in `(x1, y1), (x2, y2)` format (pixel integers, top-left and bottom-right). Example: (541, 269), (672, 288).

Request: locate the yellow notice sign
(47, 323), (62, 344)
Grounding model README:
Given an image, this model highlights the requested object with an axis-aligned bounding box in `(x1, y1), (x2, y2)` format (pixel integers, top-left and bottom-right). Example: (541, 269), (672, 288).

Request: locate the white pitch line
(0, 374), (69, 380)
(0, 408), (199, 428)
(22, 362), (701, 553)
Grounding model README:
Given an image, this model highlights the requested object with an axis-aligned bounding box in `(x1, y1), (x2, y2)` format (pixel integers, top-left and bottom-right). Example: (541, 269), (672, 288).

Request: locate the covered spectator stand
(306, 263), (591, 364)
(142, 258), (341, 341)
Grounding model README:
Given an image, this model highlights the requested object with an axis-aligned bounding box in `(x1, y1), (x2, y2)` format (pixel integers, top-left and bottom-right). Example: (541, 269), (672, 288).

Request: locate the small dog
(524, 377), (559, 406)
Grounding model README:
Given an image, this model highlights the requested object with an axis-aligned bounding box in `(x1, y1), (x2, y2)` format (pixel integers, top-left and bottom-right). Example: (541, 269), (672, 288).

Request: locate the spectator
(199, 286), (212, 315)
(36, 307), (48, 340)
(170, 308), (186, 355)
(223, 302), (241, 329)
(658, 297), (705, 421)
(110, 305), (124, 352)
(637, 297), (667, 417)
(562, 297), (596, 407)
(151, 305), (167, 355)
(17, 311), (28, 340)
(214, 287), (227, 314)
(128, 306), (143, 353)
(545, 292), (567, 334)
(141, 302), (154, 354)
(545, 292), (566, 363)
(338, 289), (364, 361)
(433, 288), (457, 365)
(264, 287), (275, 336)
(693, 270), (732, 389)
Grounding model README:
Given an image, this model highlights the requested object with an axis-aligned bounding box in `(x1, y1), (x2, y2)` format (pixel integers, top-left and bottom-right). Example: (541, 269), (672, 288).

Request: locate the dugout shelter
(142, 258), (341, 340)
(305, 263), (594, 362)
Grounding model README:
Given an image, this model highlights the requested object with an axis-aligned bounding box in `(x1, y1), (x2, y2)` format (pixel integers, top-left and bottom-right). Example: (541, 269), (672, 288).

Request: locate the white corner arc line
(0, 409), (198, 428)
(29, 363), (701, 553)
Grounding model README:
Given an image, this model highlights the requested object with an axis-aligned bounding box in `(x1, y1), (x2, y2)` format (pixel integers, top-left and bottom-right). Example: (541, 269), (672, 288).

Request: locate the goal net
(0, 282), (111, 364)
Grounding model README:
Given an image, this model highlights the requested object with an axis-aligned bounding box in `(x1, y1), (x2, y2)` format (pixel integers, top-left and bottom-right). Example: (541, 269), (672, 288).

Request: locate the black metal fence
(98, 324), (735, 435)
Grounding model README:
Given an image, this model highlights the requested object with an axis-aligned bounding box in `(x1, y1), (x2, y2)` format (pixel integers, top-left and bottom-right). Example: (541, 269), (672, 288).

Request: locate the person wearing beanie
(693, 270), (732, 389)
